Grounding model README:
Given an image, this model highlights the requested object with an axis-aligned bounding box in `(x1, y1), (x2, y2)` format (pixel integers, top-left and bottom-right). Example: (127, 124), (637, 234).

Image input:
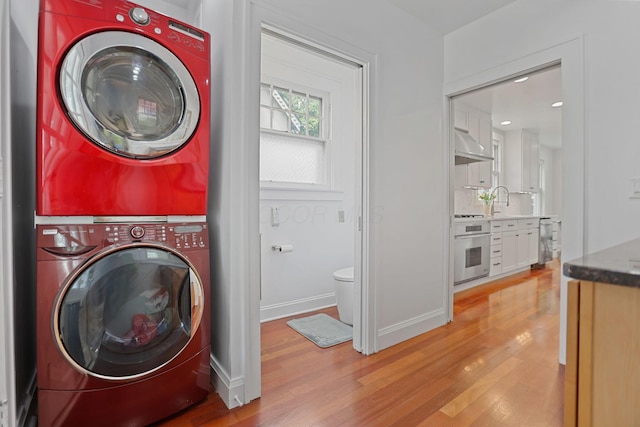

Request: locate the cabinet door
(516, 231), (529, 268)
(566, 280), (640, 426)
(454, 106), (468, 131)
(522, 130), (539, 192)
(527, 228), (539, 264)
(468, 161), (492, 188)
(502, 230), (518, 272)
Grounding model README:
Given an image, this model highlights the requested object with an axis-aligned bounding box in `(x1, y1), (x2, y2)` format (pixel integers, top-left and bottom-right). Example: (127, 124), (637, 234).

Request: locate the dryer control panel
(37, 222), (209, 260)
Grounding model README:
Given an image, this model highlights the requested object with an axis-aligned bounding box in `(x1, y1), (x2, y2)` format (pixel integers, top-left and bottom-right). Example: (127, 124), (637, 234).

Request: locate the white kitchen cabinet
(518, 218), (540, 266)
(491, 218), (539, 274)
(504, 129), (539, 193)
(489, 221), (504, 276)
(454, 101), (493, 189)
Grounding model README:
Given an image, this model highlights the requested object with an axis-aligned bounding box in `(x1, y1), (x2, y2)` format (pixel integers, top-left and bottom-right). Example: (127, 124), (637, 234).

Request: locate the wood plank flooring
(157, 261), (563, 426)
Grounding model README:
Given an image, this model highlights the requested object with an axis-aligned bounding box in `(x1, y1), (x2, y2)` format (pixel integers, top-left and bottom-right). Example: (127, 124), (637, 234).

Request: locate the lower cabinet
(565, 280), (640, 426)
(490, 218), (539, 276)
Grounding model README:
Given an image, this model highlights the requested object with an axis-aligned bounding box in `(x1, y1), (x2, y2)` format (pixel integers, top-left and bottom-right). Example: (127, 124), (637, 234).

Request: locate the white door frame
(258, 26), (366, 350)
(242, 0), (377, 403)
(0, 0), (16, 424)
(443, 36), (586, 364)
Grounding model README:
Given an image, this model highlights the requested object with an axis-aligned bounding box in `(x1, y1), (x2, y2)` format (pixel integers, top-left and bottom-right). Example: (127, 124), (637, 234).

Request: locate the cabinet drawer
(517, 218), (539, 229)
(491, 233), (503, 245)
(490, 257), (503, 276)
(490, 221), (505, 232)
(490, 245), (502, 258)
(503, 220), (518, 230)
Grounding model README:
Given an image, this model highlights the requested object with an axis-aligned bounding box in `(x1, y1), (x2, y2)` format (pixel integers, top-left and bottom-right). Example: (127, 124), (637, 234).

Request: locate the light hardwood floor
(157, 260), (563, 426)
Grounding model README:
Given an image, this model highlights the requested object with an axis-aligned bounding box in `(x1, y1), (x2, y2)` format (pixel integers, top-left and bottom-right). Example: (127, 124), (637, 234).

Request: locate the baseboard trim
(209, 354), (246, 409)
(260, 293), (336, 322)
(377, 308), (447, 351)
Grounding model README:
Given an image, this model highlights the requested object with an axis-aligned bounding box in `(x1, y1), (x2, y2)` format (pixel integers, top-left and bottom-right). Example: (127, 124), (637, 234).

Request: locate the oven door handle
(455, 233), (490, 240)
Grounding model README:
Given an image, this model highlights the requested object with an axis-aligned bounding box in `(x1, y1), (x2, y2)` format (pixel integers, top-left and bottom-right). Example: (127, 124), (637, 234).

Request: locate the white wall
(553, 148), (563, 218)
(203, 0), (447, 408)
(539, 145), (560, 216)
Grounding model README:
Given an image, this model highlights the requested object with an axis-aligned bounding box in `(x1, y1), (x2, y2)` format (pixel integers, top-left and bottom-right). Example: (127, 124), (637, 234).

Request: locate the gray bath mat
(287, 313), (352, 348)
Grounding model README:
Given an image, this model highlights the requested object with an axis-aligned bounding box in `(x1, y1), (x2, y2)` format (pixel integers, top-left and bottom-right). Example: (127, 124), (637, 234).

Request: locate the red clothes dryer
(36, 222), (211, 427)
(36, 0), (210, 216)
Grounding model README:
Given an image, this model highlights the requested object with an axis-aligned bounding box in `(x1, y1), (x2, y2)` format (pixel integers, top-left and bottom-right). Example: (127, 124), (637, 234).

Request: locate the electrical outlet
(271, 207), (280, 226)
(337, 210), (345, 223)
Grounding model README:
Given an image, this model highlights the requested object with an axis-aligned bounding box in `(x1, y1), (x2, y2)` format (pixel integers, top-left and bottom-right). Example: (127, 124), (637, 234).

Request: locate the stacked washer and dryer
(35, 1), (211, 425)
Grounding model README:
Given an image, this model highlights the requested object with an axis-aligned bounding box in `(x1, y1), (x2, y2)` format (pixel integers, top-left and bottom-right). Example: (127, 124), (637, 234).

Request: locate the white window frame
(491, 131), (503, 189)
(259, 77), (343, 200)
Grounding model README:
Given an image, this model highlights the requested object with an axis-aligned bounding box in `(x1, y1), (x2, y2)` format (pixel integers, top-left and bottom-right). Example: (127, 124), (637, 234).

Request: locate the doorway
(449, 63), (563, 295)
(258, 29), (365, 352)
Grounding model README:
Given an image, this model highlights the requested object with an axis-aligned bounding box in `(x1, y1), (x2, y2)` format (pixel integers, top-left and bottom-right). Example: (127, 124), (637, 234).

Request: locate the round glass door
(54, 244), (204, 380)
(59, 31), (200, 159)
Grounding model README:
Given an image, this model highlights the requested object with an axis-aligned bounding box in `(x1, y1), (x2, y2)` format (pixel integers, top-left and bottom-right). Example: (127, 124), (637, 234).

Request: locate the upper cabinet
(454, 102), (493, 189)
(504, 129), (539, 193)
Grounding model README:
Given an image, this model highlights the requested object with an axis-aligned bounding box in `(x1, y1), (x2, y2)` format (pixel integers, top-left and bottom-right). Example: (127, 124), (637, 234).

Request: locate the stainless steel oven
(454, 219), (491, 285)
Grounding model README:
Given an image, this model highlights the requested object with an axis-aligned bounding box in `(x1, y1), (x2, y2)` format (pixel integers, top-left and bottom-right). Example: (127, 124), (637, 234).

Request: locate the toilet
(333, 266), (354, 325)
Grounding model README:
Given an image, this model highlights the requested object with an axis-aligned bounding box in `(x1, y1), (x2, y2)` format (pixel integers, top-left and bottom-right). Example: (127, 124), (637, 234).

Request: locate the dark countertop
(563, 238), (640, 287)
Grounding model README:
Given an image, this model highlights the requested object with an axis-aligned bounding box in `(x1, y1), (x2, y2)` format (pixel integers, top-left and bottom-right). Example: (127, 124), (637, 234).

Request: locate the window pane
(273, 87), (289, 108)
(272, 110), (288, 132)
(291, 113), (306, 135)
(291, 92), (306, 114)
(260, 84), (271, 106)
(308, 96), (321, 117)
(308, 117), (320, 137)
(260, 106), (271, 129)
(260, 132), (324, 184)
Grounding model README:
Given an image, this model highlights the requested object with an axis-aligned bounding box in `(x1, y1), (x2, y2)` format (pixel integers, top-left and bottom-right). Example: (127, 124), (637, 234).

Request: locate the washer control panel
(103, 223), (208, 249)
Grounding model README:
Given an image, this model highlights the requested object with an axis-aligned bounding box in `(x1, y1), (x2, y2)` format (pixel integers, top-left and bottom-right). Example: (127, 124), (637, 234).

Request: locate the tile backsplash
(454, 188), (533, 216)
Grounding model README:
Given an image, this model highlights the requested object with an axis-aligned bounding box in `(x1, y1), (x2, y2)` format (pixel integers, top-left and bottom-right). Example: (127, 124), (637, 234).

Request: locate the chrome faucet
(491, 185), (510, 206)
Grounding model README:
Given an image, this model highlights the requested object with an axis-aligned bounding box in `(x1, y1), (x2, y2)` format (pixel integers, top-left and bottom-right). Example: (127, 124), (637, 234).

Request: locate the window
(491, 131), (503, 188)
(259, 82), (329, 187)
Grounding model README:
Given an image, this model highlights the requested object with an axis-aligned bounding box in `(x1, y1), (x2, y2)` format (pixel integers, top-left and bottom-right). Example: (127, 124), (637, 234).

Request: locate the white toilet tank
(333, 266), (354, 325)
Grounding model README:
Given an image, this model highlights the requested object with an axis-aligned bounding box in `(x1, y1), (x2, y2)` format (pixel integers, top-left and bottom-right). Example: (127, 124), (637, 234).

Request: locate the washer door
(59, 31), (200, 159)
(54, 244), (204, 380)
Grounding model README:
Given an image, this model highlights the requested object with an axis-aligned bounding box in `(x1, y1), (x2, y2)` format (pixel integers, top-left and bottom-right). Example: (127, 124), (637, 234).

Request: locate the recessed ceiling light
(514, 77), (529, 83)
(551, 101), (563, 108)
(500, 120), (512, 126)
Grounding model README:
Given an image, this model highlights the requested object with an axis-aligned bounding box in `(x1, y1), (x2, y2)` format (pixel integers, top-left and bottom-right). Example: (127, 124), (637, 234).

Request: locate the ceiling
(386, 0), (520, 34)
(454, 66), (563, 149)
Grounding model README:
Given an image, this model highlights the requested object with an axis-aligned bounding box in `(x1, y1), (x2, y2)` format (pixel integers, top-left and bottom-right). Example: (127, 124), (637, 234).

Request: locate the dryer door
(54, 244), (204, 380)
(59, 31), (200, 159)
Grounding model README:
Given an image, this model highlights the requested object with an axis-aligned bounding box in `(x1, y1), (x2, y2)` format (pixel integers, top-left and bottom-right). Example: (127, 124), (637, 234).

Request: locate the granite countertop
(563, 238), (640, 288)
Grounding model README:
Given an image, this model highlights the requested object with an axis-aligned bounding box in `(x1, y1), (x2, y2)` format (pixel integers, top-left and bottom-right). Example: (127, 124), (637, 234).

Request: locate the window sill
(260, 185), (344, 201)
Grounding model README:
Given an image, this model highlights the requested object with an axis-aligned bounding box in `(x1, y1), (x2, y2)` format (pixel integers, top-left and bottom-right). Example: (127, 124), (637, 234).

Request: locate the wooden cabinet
(504, 129), (539, 193)
(454, 101), (493, 189)
(565, 280), (640, 426)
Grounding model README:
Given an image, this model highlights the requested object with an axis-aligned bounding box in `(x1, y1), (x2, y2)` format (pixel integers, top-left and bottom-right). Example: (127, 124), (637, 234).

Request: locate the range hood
(454, 128), (494, 165)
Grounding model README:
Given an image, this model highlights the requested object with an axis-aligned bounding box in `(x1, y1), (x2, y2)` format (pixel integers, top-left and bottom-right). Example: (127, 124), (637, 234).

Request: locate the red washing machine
(36, 222), (210, 427)
(36, 0), (210, 216)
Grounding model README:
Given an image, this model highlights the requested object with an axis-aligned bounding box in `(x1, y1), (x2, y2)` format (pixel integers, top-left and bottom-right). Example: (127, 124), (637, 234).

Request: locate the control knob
(130, 7), (150, 25)
(130, 226), (145, 240)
